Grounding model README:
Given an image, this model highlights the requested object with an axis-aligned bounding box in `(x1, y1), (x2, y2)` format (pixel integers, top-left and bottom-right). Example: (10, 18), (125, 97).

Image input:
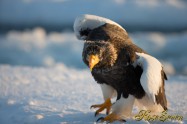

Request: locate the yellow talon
(90, 98), (112, 116)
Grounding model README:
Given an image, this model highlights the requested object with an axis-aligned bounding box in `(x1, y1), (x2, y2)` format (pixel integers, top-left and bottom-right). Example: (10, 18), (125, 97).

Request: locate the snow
(0, 65), (99, 124)
(0, 28), (187, 75)
(0, 65), (186, 124)
(0, 28), (186, 123)
(0, 6), (187, 122)
(0, 27), (187, 124)
(0, 28), (85, 69)
(0, 0), (187, 123)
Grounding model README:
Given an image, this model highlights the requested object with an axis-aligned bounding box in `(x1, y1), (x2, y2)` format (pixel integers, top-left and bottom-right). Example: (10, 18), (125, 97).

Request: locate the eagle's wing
(135, 52), (167, 107)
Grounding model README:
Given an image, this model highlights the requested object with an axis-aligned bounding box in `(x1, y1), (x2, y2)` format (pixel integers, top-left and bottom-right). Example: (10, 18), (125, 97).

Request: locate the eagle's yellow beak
(89, 55), (99, 71)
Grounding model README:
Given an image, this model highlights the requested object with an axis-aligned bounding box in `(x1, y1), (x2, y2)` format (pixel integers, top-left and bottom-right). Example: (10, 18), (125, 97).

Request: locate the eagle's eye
(80, 28), (91, 37)
(138, 62), (142, 66)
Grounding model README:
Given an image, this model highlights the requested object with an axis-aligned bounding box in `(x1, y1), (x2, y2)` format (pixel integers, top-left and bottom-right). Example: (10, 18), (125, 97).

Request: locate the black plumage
(74, 14), (169, 122)
(82, 23), (167, 110)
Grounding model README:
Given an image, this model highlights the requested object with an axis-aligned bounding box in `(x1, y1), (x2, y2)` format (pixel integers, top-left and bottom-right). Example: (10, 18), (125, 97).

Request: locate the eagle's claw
(121, 119), (126, 122)
(96, 117), (104, 122)
(96, 113), (126, 123)
(90, 98), (112, 116)
(95, 111), (99, 117)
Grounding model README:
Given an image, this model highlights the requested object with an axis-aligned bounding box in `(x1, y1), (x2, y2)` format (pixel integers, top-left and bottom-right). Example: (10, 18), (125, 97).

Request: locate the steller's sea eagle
(74, 14), (167, 123)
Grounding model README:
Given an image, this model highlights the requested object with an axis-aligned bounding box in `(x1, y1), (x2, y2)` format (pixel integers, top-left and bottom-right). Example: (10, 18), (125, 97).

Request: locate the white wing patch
(135, 52), (163, 103)
(73, 14), (126, 40)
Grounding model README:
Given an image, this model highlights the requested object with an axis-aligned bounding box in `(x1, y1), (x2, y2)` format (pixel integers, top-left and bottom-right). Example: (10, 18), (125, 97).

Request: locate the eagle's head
(74, 14), (127, 71)
(82, 41), (117, 71)
(74, 14), (125, 40)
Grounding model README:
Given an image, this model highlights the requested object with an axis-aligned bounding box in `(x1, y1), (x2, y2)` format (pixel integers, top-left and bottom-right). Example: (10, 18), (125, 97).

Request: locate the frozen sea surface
(0, 28), (187, 75)
(0, 0), (187, 31)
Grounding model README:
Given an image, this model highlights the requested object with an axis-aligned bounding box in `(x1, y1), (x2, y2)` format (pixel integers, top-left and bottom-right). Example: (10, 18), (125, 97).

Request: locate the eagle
(74, 14), (167, 123)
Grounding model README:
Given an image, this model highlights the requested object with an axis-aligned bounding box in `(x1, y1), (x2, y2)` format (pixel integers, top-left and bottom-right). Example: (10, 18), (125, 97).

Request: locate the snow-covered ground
(0, 28), (187, 123)
(0, 19), (187, 124)
(0, 65), (186, 124)
(0, 0), (187, 123)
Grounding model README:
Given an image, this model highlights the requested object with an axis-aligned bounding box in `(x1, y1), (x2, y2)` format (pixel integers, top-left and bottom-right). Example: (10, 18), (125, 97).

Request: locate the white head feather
(73, 14), (126, 40)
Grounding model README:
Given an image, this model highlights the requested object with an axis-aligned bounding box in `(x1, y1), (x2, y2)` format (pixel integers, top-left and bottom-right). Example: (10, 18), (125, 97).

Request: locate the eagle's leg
(97, 112), (126, 123)
(90, 98), (112, 116)
(97, 94), (135, 123)
(91, 84), (116, 116)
